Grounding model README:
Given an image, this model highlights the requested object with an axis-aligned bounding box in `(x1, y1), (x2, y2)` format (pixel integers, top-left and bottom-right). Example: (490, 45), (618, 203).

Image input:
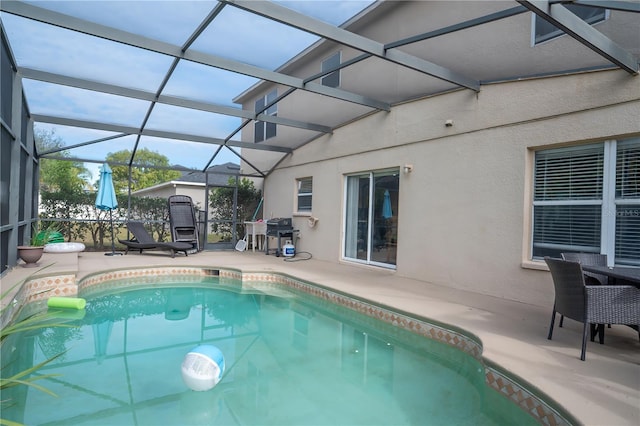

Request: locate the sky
(2, 0), (374, 182)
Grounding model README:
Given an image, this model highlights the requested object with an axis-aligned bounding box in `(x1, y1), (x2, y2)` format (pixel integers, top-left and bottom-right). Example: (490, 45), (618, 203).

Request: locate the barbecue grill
(265, 218), (297, 256)
(266, 218), (292, 236)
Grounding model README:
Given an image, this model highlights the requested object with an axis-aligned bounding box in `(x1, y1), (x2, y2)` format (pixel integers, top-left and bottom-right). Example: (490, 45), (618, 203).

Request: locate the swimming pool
(1, 267), (571, 425)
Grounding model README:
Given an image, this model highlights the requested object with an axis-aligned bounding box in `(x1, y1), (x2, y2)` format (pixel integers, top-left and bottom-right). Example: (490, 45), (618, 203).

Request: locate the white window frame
(342, 168), (399, 269)
(296, 177), (313, 214)
(531, 138), (640, 266)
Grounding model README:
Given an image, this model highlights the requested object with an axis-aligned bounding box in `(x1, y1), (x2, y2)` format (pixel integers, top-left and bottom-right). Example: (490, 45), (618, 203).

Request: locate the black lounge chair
(119, 221), (192, 258)
(168, 195), (199, 250)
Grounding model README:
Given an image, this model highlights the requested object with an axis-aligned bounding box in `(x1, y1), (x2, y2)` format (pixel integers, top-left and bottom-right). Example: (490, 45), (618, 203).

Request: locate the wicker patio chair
(544, 257), (640, 361)
(119, 221), (192, 258)
(560, 253), (610, 332)
(561, 253), (608, 286)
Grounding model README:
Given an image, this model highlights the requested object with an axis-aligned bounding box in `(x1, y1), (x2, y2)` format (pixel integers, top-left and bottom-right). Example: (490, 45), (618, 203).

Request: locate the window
(532, 138), (640, 266)
(254, 89), (277, 142)
(615, 140), (640, 265)
(321, 52), (341, 88)
(344, 169), (399, 268)
(533, 4), (607, 45)
(296, 177), (312, 213)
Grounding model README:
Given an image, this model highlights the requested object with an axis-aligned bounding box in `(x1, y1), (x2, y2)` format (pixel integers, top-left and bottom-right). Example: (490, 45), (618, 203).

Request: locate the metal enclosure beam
(18, 68), (333, 133)
(223, 0), (481, 91)
(571, 1), (640, 13)
(385, 6), (529, 49)
(0, 1), (390, 111)
(517, 0), (639, 74)
(31, 114), (292, 153)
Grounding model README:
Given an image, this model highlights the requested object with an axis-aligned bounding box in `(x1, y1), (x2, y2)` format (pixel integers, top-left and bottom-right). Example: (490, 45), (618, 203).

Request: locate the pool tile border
(485, 367), (566, 426)
(6, 273), (77, 308)
(10, 267), (573, 426)
(241, 272), (571, 426)
(243, 272), (484, 358)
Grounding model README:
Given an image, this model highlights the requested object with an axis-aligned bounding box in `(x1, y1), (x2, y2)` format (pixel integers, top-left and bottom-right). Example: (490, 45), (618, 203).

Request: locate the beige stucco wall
(259, 69), (640, 307)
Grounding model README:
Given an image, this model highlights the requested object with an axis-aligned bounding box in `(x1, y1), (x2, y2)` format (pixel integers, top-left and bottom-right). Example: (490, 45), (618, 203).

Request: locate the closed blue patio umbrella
(382, 189), (393, 219)
(92, 319), (113, 364)
(95, 163), (122, 256)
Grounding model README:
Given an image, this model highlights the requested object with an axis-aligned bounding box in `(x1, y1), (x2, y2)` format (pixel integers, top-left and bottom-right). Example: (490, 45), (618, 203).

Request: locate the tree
(105, 148), (180, 193)
(36, 129), (93, 241)
(209, 177), (261, 240)
(35, 128), (90, 194)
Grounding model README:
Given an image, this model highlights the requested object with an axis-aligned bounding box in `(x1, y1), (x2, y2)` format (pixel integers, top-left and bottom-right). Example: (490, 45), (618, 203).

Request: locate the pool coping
(4, 265), (580, 426)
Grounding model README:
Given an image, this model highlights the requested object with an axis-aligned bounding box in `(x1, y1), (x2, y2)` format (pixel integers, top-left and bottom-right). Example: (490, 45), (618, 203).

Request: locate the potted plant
(17, 222), (59, 267)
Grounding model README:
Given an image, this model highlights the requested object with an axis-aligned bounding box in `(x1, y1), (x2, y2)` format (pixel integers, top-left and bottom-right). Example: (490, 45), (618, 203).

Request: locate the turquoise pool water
(1, 275), (539, 425)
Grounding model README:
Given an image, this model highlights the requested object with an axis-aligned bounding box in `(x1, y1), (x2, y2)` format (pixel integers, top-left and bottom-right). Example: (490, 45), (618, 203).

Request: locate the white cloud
(275, 0), (375, 25)
(24, 80), (151, 126)
(3, 14), (172, 91)
(35, 123), (121, 146)
(27, 0), (219, 45)
(137, 135), (237, 169)
(146, 103), (242, 138)
(163, 60), (258, 106)
(191, 6), (319, 70)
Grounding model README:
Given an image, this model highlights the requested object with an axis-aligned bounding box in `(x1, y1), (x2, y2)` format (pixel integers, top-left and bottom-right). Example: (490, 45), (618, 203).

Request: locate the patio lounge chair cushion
(119, 221), (193, 258)
(544, 257), (640, 361)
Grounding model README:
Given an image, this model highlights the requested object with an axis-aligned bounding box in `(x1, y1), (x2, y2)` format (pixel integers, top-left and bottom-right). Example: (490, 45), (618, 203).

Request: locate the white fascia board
(132, 181), (205, 196)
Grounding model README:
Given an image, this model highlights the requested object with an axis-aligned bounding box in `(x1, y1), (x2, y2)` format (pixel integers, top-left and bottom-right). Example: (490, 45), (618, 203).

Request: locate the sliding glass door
(344, 169), (399, 268)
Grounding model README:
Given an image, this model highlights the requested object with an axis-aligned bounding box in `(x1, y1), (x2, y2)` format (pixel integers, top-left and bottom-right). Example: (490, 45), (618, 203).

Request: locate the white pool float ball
(181, 345), (225, 391)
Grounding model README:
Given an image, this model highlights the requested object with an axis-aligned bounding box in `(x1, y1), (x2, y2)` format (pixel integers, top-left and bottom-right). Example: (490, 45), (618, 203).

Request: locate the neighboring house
(132, 162), (240, 220)
(236, 1), (640, 307)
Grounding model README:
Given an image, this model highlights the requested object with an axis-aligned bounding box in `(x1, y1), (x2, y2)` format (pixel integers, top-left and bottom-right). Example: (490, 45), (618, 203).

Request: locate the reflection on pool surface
(1, 273), (542, 425)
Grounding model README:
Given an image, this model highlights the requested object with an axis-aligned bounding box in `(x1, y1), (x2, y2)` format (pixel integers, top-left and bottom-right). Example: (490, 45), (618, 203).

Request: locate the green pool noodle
(47, 297), (86, 310)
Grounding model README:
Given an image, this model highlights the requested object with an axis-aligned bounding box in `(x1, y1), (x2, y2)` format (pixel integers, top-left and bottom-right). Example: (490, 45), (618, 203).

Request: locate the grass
(68, 225), (227, 248)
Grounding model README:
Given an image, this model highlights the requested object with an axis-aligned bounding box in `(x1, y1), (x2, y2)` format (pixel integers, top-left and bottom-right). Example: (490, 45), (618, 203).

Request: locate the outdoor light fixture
(403, 164), (413, 174)
(445, 119), (454, 127)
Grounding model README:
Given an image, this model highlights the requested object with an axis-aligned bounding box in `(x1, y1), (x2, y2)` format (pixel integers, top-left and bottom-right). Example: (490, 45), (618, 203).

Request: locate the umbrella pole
(105, 209), (122, 256)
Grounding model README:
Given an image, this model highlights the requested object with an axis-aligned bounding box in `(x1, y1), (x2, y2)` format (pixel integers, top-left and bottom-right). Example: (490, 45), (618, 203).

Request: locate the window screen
(534, 4), (607, 44)
(532, 139), (640, 265)
(254, 89), (277, 142)
(533, 145), (604, 258)
(297, 177), (312, 212)
(321, 52), (341, 88)
(615, 139), (640, 265)
(534, 145), (604, 201)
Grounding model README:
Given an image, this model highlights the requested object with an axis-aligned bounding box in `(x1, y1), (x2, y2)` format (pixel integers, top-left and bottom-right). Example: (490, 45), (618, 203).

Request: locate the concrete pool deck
(1, 249), (638, 425)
